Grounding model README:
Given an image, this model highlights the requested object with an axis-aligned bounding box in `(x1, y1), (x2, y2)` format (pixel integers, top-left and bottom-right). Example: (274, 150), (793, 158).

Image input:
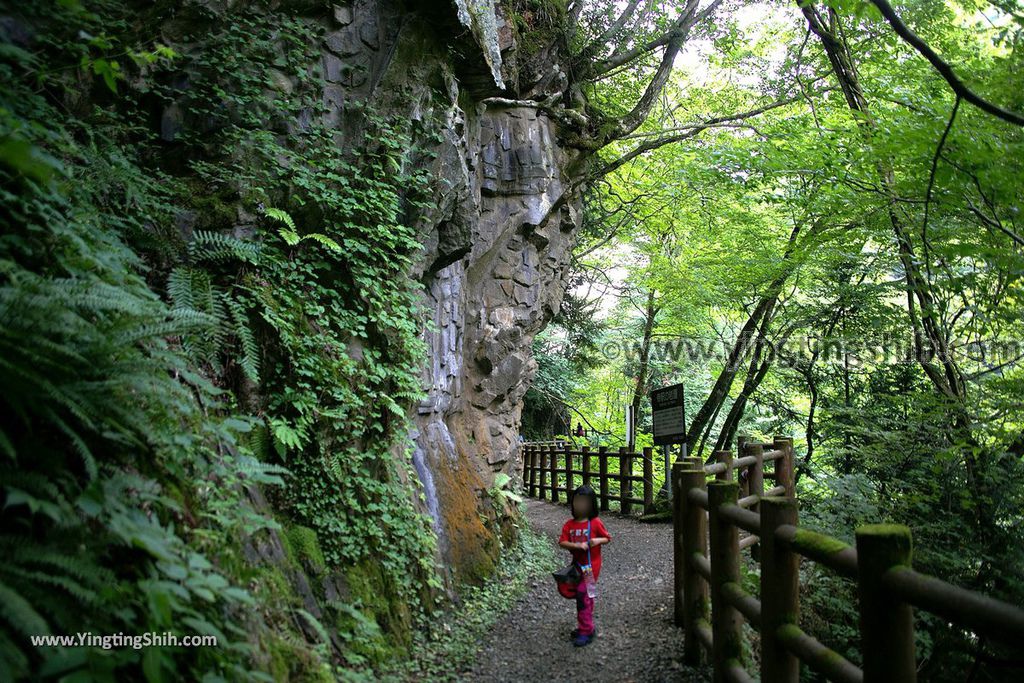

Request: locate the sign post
(651, 383), (687, 498)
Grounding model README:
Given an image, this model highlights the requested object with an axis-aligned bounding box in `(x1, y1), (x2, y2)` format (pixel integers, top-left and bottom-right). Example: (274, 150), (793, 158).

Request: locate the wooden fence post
(774, 436), (795, 497)
(528, 446), (538, 498)
(708, 480), (744, 681)
(581, 446), (591, 489)
(683, 455), (703, 470)
(549, 445), (559, 503)
(598, 446), (610, 512)
(856, 524), (916, 683)
(523, 446), (532, 497)
(522, 444), (529, 490)
(737, 436), (750, 501)
(620, 447), (632, 514)
(538, 446), (548, 499)
(673, 462), (686, 627)
(563, 443), (573, 498)
(643, 446), (654, 514)
(747, 442), (764, 560)
(715, 450), (733, 481)
(677, 466), (709, 665)
(760, 496), (800, 683)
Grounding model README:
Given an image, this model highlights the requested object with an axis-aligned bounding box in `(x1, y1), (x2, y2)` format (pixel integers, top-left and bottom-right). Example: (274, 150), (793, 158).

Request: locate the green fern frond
(303, 233), (342, 252)
(234, 455), (288, 486)
(225, 296), (260, 383)
(47, 411), (97, 481)
(263, 207), (295, 230)
(188, 231), (260, 264)
(278, 228), (300, 246)
(0, 581), (49, 637)
(3, 566), (99, 605)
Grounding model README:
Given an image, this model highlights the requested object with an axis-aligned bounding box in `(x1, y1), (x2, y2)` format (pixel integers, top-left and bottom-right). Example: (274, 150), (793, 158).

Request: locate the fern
(225, 296), (260, 383)
(0, 582), (48, 637)
(263, 206), (342, 252)
(187, 230), (261, 264)
(263, 206), (295, 230)
(234, 455), (288, 486)
(303, 232), (342, 252)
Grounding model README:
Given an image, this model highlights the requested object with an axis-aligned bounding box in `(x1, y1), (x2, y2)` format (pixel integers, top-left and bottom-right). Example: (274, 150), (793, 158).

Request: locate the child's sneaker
(569, 627), (597, 641)
(572, 632), (595, 647)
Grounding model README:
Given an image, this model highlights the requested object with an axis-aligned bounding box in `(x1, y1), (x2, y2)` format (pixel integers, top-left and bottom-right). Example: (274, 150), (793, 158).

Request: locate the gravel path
(467, 498), (710, 682)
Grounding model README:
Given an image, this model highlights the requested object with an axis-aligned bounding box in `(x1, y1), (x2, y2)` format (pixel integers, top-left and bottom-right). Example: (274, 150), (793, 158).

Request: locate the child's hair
(569, 485), (599, 520)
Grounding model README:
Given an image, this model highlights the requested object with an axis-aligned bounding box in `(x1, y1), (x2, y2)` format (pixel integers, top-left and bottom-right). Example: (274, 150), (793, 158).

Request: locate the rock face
(356, 1), (582, 581)
(416, 104), (579, 580)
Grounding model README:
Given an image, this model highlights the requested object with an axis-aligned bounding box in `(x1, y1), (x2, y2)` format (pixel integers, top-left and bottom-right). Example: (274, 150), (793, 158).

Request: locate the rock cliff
(356, 0), (583, 582)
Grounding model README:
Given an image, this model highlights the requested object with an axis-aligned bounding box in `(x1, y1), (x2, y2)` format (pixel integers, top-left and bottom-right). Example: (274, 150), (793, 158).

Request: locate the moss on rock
(286, 524), (327, 573)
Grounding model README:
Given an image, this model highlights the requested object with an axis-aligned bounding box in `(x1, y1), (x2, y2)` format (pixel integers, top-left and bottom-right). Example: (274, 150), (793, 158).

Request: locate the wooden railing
(673, 436), (1024, 683)
(520, 443), (657, 515)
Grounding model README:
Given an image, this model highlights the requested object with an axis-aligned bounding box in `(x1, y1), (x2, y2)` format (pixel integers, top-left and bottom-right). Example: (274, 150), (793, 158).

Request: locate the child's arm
(558, 522), (585, 551)
(589, 519), (612, 547)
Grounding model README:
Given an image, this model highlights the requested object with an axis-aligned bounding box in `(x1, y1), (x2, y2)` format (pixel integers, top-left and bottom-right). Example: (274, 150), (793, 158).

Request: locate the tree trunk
(628, 289), (658, 450)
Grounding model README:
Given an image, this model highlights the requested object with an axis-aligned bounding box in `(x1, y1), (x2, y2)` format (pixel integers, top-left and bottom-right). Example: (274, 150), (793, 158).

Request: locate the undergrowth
(380, 520), (559, 682)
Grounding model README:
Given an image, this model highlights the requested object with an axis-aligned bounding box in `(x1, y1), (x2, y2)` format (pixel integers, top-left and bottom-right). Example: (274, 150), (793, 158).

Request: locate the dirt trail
(466, 498), (710, 682)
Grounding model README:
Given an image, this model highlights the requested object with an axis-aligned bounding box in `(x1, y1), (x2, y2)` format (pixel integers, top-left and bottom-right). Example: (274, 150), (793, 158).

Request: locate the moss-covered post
(643, 446), (654, 514)
(856, 524), (915, 683)
(563, 443), (573, 498)
(760, 496), (800, 683)
(678, 467), (709, 665)
(598, 446), (610, 511)
(582, 445), (592, 489)
(549, 444), (559, 503)
(708, 480), (744, 681)
(715, 450), (733, 481)
(774, 436), (795, 497)
(620, 446), (633, 514)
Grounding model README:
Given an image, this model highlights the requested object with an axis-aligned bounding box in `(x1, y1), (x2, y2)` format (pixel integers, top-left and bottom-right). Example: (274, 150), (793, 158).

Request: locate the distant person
(574, 422), (585, 437)
(557, 485), (611, 647)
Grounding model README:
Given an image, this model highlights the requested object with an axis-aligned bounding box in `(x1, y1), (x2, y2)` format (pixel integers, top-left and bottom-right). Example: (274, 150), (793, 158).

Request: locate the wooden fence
(673, 436), (1024, 683)
(521, 443), (657, 515)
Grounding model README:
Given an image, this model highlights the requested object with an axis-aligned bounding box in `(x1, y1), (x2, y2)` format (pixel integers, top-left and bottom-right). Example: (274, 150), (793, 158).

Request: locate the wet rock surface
(467, 499), (711, 682)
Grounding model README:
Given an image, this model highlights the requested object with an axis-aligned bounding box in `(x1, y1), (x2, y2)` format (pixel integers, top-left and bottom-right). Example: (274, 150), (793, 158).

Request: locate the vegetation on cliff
(1, 1), (441, 679)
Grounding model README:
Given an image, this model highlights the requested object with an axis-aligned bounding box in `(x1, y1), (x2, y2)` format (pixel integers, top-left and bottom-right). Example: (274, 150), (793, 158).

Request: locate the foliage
(535, 0), (1024, 678)
(379, 524), (558, 682)
(0, 0), (444, 679)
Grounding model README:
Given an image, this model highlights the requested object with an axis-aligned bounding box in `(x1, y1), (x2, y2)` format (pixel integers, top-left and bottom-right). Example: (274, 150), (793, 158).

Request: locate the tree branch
(867, 0), (1024, 126)
(592, 94), (802, 178)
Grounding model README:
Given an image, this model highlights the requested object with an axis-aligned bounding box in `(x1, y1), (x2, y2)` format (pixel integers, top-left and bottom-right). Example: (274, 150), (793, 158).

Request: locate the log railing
(673, 436), (1024, 683)
(520, 442), (657, 515)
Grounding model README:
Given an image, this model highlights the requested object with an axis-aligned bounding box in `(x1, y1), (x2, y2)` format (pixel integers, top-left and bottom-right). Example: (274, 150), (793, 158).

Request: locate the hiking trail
(467, 498), (709, 682)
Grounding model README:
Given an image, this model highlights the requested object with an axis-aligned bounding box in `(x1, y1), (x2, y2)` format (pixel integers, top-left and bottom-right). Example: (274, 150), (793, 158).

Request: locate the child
(558, 485), (611, 647)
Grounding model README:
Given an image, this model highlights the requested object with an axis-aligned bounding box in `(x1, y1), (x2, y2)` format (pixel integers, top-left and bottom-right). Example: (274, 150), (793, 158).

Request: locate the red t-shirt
(559, 517), (611, 580)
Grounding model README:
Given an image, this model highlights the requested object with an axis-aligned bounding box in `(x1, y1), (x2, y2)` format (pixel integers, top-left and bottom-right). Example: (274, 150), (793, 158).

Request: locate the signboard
(650, 383), (686, 445)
